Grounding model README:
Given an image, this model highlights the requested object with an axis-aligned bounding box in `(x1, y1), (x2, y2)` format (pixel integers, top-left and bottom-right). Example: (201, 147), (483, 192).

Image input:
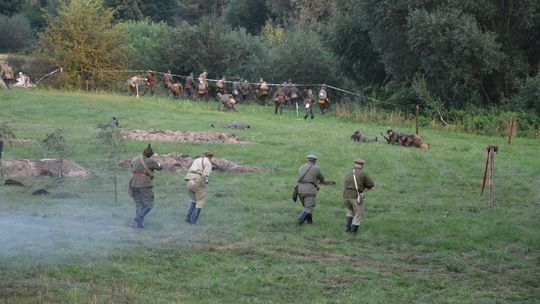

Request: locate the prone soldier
(351, 130), (377, 143)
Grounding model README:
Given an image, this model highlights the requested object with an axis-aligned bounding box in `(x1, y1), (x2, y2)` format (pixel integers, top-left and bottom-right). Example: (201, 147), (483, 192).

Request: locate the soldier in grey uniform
(128, 144), (163, 228)
(184, 149), (214, 224)
(343, 159), (374, 234)
(296, 154), (325, 225)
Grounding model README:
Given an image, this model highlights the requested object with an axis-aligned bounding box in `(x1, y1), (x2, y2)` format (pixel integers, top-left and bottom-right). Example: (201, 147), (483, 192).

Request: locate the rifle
(380, 132), (389, 143)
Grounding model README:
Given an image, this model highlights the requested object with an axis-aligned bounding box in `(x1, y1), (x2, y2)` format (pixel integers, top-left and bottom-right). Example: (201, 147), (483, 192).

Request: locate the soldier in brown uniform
(217, 93), (237, 112)
(295, 154), (325, 225)
(1, 62), (14, 90)
(343, 159), (374, 234)
(241, 80), (251, 102)
(128, 144), (163, 228)
(216, 75), (226, 96)
(162, 70), (173, 90)
(257, 78), (270, 105)
(273, 85), (288, 115)
(304, 89), (315, 119)
(143, 71), (157, 96)
(184, 149), (214, 224)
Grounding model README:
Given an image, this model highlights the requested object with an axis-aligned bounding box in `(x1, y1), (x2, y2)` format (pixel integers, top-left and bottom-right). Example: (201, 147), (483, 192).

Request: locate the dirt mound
(121, 153), (265, 173)
(120, 129), (248, 144)
(1, 159), (90, 177)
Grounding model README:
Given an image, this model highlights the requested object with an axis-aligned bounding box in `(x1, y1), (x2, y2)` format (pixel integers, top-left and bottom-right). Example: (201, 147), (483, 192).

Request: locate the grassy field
(0, 88), (538, 303)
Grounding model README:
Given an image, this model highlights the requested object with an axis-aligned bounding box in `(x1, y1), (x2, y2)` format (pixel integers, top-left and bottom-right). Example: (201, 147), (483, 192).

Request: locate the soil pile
(121, 153), (265, 173)
(1, 159), (90, 177)
(120, 129), (248, 144)
(12, 138), (38, 144)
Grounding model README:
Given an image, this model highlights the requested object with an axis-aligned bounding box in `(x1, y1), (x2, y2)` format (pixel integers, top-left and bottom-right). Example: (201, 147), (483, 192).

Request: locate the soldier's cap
(203, 149), (214, 157)
(354, 158), (366, 165)
(143, 144), (154, 157)
(306, 154), (318, 160)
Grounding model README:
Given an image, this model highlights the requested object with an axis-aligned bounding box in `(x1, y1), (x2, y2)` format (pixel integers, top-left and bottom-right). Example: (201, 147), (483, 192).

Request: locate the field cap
(307, 154), (318, 160)
(203, 149), (214, 157)
(354, 158), (366, 164)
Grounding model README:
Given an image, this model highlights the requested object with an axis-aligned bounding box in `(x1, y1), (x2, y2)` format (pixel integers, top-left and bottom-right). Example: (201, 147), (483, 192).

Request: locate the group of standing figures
(127, 70), (332, 118)
(128, 146), (374, 235)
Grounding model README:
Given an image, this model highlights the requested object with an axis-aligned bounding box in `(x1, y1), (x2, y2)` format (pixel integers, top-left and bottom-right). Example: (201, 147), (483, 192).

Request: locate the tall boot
(304, 114), (308, 119)
(345, 217), (353, 232)
(351, 225), (359, 235)
(306, 213), (313, 224)
(134, 207), (144, 228)
(185, 201), (196, 223)
(138, 205), (152, 228)
(297, 211), (309, 226)
(190, 207), (202, 224)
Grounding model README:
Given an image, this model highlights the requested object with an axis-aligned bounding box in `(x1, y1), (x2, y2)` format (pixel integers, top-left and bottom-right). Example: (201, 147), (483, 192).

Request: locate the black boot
(297, 211), (309, 226)
(304, 115), (308, 119)
(351, 225), (359, 234)
(345, 217), (353, 232)
(185, 201), (196, 223)
(306, 213), (313, 224)
(190, 207), (202, 224)
(138, 205), (152, 228)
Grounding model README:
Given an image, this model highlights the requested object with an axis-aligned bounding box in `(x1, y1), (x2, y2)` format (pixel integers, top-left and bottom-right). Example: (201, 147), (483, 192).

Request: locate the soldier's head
(354, 130), (360, 135)
(167, 70), (171, 73)
(354, 158), (366, 169)
(307, 89), (313, 94)
(306, 154), (318, 163)
(259, 78), (264, 82)
(203, 149), (214, 159)
(190, 72), (193, 77)
(143, 144), (154, 158)
(288, 79), (292, 83)
(387, 129), (393, 135)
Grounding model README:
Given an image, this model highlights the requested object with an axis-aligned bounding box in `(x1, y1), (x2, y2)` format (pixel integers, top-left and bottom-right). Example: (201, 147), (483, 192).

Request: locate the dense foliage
(2, 0), (540, 122)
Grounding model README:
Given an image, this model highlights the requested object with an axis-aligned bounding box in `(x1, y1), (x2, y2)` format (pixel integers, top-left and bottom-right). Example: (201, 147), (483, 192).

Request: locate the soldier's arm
(148, 159), (163, 171)
(202, 160), (213, 177)
(317, 169), (325, 184)
(364, 173), (374, 190)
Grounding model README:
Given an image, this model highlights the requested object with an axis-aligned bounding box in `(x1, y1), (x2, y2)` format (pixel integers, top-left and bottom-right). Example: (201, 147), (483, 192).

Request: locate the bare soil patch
(11, 138), (38, 144)
(121, 152), (265, 173)
(1, 159), (90, 177)
(120, 129), (248, 144)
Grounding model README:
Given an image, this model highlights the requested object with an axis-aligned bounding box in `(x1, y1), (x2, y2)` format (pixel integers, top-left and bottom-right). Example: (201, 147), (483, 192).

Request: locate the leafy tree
(0, 14), (34, 53)
(94, 123), (124, 203)
(513, 76), (540, 116)
(117, 20), (172, 69)
(36, 0), (130, 90)
(223, 0), (267, 34)
(104, 0), (144, 21)
(0, 0), (23, 16)
(42, 129), (72, 180)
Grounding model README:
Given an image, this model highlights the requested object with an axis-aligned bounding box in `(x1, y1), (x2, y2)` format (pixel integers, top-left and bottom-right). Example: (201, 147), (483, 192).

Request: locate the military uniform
(241, 80), (251, 101)
(128, 75), (142, 96)
(318, 86), (329, 115)
(1, 63), (14, 89)
(304, 90), (315, 119)
(296, 155), (325, 225)
(343, 159), (374, 234)
(288, 83), (300, 108)
(273, 88), (287, 115)
(218, 93), (237, 112)
(128, 145), (163, 228)
(163, 71), (173, 89)
(184, 73), (195, 98)
(184, 149), (214, 224)
(351, 131), (377, 143)
(216, 77), (226, 95)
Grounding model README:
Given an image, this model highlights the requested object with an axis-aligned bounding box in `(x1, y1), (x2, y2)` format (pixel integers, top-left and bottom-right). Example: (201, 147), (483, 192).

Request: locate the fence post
(508, 113), (516, 145)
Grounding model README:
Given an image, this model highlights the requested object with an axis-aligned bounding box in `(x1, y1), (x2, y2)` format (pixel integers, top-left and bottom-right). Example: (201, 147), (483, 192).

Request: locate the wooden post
(415, 104), (420, 135)
(136, 83), (139, 99)
(488, 148), (495, 208)
(508, 113), (516, 145)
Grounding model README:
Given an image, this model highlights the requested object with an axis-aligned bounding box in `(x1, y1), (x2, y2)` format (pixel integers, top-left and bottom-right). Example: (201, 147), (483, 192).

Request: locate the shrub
(0, 14), (33, 53)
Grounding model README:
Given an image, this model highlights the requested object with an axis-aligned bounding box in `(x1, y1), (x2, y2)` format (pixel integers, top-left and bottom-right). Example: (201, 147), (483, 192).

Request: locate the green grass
(0, 88), (539, 303)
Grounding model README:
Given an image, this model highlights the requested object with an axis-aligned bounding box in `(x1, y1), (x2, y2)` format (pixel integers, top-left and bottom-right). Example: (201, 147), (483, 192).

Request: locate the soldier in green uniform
(128, 144), (163, 228)
(296, 154), (325, 225)
(184, 149), (214, 224)
(343, 159), (374, 234)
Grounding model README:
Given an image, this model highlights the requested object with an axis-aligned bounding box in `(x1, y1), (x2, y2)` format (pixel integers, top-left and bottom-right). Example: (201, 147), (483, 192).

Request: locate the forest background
(1, 0), (539, 136)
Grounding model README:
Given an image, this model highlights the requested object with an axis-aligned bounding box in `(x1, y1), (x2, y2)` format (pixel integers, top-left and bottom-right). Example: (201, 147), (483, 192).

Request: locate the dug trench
(120, 129), (249, 144)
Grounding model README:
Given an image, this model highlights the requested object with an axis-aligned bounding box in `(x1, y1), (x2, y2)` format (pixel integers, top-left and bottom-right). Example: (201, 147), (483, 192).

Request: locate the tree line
(1, 0), (539, 117)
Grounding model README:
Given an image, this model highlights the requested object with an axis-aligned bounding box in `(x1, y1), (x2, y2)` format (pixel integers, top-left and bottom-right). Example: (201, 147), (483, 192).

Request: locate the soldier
(197, 80), (209, 101)
(351, 130), (377, 143)
(184, 149), (214, 224)
(232, 79), (241, 101)
(385, 129), (401, 145)
(162, 70), (173, 90)
(257, 78), (269, 105)
(111, 117), (120, 128)
(343, 159), (374, 234)
(273, 85), (288, 115)
(288, 79), (300, 109)
(184, 72), (195, 99)
(216, 75), (226, 96)
(241, 80), (251, 102)
(128, 144), (163, 228)
(1, 62), (14, 90)
(295, 154), (325, 225)
(318, 85), (330, 115)
(217, 93), (237, 112)
(128, 74), (143, 96)
(143, 71), (157, 96)
(304, 89), (315, 119)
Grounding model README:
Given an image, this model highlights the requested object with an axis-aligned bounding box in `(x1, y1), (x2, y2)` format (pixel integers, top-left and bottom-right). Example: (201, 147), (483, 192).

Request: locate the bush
(117, 20), (173, 70)
(0, 14), (34, 53)
(512, 76), (540, 117)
